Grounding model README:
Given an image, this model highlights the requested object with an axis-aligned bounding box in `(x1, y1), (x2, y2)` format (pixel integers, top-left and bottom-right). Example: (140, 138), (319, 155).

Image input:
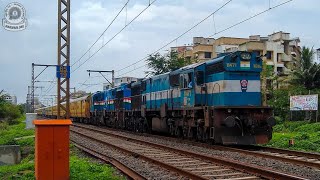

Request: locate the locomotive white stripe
(144, 80), (260, 101)
(204, 80), (260, 94)
(145, 89), (181, 101)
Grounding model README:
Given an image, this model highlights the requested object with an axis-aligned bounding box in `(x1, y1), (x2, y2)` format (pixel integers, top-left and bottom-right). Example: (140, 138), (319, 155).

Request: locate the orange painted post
(33, 119), (72, 180)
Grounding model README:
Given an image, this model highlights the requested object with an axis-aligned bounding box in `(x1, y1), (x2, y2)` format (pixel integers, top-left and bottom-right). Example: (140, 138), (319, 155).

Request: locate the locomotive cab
(203, 51), (275, 144)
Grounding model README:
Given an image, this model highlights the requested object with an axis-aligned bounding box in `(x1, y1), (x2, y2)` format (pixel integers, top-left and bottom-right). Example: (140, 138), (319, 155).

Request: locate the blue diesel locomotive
(87, 51), (275, 145)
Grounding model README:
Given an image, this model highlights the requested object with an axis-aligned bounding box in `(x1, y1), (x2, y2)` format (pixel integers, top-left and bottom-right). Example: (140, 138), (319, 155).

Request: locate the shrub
(0, 102), (22, 122)
(294, 132), (309, 140)
(295, 123), (320, 133)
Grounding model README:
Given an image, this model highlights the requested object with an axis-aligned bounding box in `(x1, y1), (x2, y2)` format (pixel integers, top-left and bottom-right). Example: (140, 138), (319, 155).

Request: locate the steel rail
(71, 124), (307, 180)
(253, 146), (320, 160)
(71, 142), (146, 180)
(71, 129), (207, 180)
(77, 123), (320, 169)
(213, 145), (320, 169)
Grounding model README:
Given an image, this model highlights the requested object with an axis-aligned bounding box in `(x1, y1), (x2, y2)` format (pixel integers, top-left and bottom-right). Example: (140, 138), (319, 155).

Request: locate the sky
(0, 0), (319, 104)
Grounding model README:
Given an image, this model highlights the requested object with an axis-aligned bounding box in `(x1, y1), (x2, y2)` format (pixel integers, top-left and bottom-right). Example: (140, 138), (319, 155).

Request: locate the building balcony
(266, 42), (284, 53)
(279, 53), (292, 62)
(269, 31), (290, 41)
(184, 50), (193, 57)
(193, 44), (213, 53)
(283, 66), (292, 75)
(239, 41), (264, 51)
(276, 62), (284, 67)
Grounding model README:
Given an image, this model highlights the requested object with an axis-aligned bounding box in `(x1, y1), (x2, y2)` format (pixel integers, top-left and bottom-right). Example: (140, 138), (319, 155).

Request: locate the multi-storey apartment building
(172, 31), (301, 76)
(238, 31), (301, 75)
(171, 36), (249, 62)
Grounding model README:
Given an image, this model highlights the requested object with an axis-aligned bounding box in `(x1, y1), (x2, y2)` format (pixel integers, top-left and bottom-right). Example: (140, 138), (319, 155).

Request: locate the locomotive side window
(141, 81), (146, 91)
(169, 74), (179, 87)
(184, 74), (188, 88)
(196, 71), (204, 85)
(187, 72), (193, 88)
(179, 73), (193, 89)
(179, 75), (184, 88)
(206, 61), (224, 75)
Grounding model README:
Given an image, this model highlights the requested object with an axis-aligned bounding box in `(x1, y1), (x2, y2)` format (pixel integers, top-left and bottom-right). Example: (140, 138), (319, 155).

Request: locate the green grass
(267, 121), (320, 152)
(69, 155), (122, 180)
(0, 116), (123, 180)
(0, 116), (34, 146)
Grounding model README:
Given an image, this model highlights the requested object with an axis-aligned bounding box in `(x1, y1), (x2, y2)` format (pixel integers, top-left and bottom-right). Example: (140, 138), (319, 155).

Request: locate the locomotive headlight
(228, 109), (232, 113)
(240, 53), (251, 60)
(224, 116), (236, 127)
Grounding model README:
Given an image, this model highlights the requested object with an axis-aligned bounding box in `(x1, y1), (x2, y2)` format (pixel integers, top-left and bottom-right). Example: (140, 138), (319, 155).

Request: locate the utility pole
(87, 70), (115, 87)
(57, 0), (71, 119)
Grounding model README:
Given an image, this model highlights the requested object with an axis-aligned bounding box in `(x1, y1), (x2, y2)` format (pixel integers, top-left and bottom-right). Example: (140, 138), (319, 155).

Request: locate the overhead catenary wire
(116, 0), (294, 77)
(207, 0), (293, 38)
(40, 0), (133, 100)
(71, 0), (158, 73)
(42, 0), (294, 99)
(115, 0), (233, 74)
(71, 0), (130, 67)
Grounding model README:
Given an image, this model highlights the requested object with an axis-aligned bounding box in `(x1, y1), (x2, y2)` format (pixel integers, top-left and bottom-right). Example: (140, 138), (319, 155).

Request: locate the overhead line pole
(31, 63), (56, 113)
(87, 70), (115, 88)
(57, 0), (71, 119)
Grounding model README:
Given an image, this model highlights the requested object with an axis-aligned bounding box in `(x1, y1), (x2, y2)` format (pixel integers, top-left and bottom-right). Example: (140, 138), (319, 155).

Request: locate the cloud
(1, 0), (320, 103)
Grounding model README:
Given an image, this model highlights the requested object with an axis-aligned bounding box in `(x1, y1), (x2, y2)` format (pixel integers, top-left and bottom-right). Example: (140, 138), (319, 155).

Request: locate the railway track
(71, 143), (146, 180)
(73, 122), (320, 170)
(71, 124), (306, 180)
(218, 145), (320, 169)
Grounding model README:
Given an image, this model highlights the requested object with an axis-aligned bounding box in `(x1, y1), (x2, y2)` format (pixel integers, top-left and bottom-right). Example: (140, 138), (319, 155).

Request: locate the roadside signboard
(290, 94), (318, 111)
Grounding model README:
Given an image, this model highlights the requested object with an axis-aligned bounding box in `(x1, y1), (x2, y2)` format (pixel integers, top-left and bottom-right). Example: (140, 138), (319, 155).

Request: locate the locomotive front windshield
(224, 51), (262, 72)
(92, 92), (105, 106)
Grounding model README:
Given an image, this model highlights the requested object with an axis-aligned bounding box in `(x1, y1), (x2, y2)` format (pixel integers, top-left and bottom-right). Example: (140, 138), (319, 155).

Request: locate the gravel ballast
(73, 123), (320, 180)
(70, 133), (187, 180)
(71, 126), (260, 180)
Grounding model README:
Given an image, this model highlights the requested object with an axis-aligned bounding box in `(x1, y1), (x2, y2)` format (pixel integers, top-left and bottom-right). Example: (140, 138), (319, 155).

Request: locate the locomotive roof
(150, 72), (170, 80)
(34, 95), (90, 111)
(170, 62), (205, 75)
(205, 55), (225, 66)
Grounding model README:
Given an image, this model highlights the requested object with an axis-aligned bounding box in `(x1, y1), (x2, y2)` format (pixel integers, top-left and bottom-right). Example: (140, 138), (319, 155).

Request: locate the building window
(204, 52), (212, 58)
(266, 51), (272, 60)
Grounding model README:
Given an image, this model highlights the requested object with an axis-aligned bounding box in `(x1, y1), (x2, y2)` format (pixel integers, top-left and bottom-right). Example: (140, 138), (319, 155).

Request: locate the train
(36, 51), (275, 145)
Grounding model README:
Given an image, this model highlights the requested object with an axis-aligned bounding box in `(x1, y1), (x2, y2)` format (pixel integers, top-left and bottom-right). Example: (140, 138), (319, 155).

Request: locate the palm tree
(290, 47), (320, 90)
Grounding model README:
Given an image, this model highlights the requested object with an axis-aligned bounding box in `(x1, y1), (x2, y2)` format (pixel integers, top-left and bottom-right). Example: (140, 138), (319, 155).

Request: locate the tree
(290, 46), (320, 90)
(0, 90), (5, 103)
(145, 53), (169, 76)
(146, 51), (193, 76)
